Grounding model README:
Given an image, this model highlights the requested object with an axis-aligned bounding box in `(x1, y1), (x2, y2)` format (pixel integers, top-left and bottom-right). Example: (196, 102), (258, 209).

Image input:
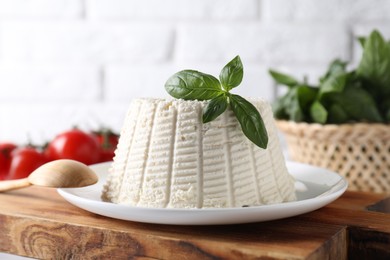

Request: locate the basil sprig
(270, 30), (389, 124)
(165, 55), (268, 149)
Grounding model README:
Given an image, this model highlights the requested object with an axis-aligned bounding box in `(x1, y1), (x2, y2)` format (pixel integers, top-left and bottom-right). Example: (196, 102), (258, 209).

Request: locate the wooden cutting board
(0, 186), (389, 259)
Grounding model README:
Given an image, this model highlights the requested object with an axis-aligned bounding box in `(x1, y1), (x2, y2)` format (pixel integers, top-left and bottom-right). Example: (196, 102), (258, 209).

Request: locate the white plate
(57, 161), (347, 225)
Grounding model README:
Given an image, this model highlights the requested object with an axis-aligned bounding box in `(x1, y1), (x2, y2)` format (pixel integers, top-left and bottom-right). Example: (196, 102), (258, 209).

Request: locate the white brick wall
(263, 0), (390, 23)
(0, 0), (390, 143)
(86, 0), (259, 20)
(175, 23), (350, 64)
(0, 63), (100, 102)
(0, 0), (83, 18)
(0, 21), (173, 63)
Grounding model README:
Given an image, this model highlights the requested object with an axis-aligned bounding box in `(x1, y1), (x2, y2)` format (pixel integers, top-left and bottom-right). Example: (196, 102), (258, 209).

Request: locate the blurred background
(1, 0), (390, 144)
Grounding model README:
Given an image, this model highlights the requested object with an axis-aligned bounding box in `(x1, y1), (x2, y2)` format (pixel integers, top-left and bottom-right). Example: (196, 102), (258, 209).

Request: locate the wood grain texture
(0, 187), (388, 259)
(349, 227), (390, 260)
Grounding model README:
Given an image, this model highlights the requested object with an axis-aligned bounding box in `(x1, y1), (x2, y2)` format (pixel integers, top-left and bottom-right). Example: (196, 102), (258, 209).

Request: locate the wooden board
(0, 186), (389, 259)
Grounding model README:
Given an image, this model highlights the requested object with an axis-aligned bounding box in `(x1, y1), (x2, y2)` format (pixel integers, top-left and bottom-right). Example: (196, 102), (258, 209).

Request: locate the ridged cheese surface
(102, 98), (296, 208)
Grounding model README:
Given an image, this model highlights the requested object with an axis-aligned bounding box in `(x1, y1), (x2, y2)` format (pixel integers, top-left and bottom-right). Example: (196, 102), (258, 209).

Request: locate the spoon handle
(0, 178), (31, 192)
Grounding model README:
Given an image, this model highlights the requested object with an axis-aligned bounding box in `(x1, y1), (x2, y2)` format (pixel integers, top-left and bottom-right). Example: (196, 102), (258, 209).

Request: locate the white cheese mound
(102, 98), (296, 208)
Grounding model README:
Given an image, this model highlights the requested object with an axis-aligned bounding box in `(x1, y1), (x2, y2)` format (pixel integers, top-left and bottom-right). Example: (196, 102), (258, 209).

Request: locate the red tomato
(99, 149), (117, 163)
(0, 154), (7, 180)
(92, 129), (119, 162)
(7, 147), (47, 180)
(46, 129), (100, 165)
(0, 143), (17, 180)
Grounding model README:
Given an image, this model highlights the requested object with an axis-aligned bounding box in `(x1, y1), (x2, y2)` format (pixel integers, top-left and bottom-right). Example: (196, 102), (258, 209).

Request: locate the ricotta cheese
(102, 98), (296, 208)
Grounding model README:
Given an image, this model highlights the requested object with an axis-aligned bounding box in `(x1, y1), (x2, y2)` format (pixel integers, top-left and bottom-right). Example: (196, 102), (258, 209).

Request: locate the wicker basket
(276, 120), (390, 193)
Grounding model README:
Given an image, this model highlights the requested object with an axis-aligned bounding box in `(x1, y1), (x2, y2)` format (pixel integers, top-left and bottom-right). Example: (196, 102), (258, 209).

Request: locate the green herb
(310, 101), (327, 124)
(357, 30), (390, 97)
(230, 94), (268, 149)
(203, 94), (228, 123)
(269, 70), (299, 87)
(165, 55), (268, 149)
(270, 29), (389, 124)
(220, 56), (244, 91)
(272, 84), (318, 122)
(165, 70), (222, 100)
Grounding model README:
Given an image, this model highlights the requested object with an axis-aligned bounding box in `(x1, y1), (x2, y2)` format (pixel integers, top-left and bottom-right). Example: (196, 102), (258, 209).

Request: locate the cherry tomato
(46, 129), (100, 165)
(99, 149), (117, 162)
(0, 155), (7, 180)
(7, 147), (47, 180)
(92, 129), (119, 162)
(0, 143), (17, 180)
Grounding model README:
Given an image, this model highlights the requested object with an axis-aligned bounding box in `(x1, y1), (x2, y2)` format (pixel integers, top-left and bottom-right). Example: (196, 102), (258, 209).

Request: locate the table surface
(0, 186), (389, 260)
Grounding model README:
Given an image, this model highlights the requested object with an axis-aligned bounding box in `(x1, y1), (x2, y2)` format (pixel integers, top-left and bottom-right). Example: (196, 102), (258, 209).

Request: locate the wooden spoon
(0, 159), (98, 192)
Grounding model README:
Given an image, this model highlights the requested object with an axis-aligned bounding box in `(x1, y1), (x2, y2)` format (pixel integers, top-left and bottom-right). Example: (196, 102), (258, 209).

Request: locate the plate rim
(57, 161), (348, 224)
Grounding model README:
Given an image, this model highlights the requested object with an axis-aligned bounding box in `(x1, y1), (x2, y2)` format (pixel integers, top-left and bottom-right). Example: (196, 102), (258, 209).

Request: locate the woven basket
(276, 120), (390, 193)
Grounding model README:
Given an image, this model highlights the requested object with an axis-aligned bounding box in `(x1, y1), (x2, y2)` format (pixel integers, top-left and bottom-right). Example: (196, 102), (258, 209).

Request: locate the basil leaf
(279, 86), (317, 122)
(165, 70), (222, 100)
(310, 101), (328, 124)
(272, 95), (289, 120)
(380, 98), (390, 122)
(345, 87), (383, 122)
(269, 70), (299, 87)
(219, 55), (243, 91)
(229, 94), (268, 149)
(203, 95), (228, 123)
(319, 59), (348, 84)
(328, 103), (349, 124)
(297, 85), (318, 113)
(319, 72), (348, 99)
(357, 30), (390, 96)
(331, 86), (383, 122)
(358, 37), (366, 48)
(386, 109), (390, 122)
(281, 88), (305, 122)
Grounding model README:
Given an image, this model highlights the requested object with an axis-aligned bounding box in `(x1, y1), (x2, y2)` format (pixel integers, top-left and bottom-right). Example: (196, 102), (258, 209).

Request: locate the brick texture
(0, 63), (100, 102)
(0, 0), (83, 18)
(0, 21), (174, 63)
(263, 0), (390, 22)
(0, 103), (127, 143)
(86, 0), (259, 20)
(0, 0), (389, 143)
(175, 23), (350, 65)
